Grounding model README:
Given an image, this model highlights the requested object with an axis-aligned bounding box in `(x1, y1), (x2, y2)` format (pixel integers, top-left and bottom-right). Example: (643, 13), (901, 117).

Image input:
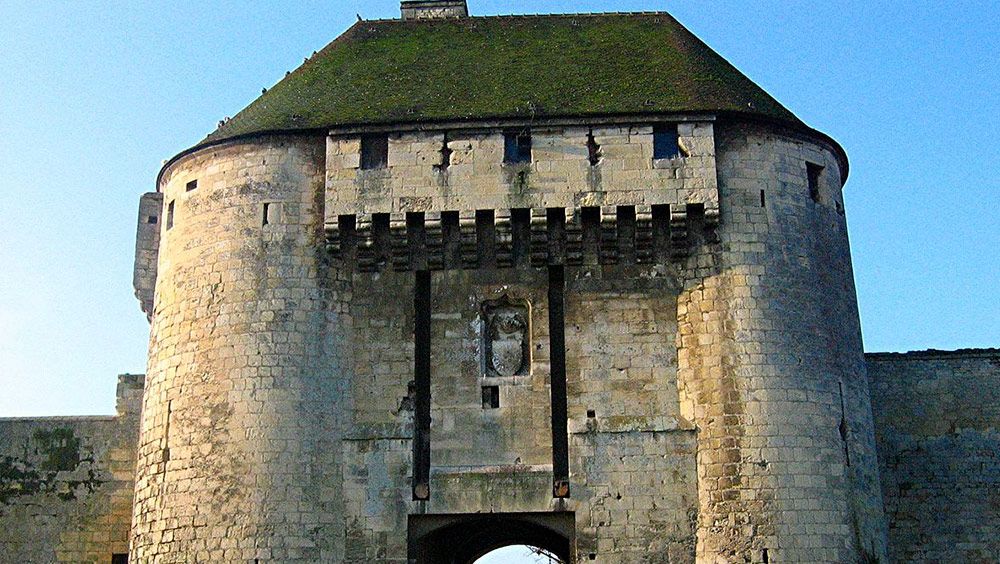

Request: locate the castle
(2, 2), (998, 562)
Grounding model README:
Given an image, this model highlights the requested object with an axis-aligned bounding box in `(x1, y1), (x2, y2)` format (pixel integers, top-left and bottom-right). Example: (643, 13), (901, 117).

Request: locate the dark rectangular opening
(413, 270), (432, 500)
(361, 133), (389, 170)
(476, 209), (496, 268)
(407, 212), (427, 270)
(580, 206), (600, 265)
(262, 202), (271, 226)
(185, 179), (197, 192)
(546, 207), (566, 265)
(112, 554), (128, 564)
(548, 264), (569, 498)
(372, 213), (392, 269)
(165, 201), (174, 230)
(338, 214), (357, 264)
(146, 215), (158, 224)
(651, 204), (670, 263)
(807, 162), (823, 202)
(511, 208), (531, 268)
(617, 205), (636, 264)
(441, 211), (461, 269)
(481, 386), (500, 409)
(653, 124), (681, 159)
(504, 129), (532, 164)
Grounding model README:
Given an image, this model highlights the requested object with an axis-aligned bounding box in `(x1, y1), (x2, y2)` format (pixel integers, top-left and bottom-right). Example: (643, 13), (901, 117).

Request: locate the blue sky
(1, 0), (998, 417)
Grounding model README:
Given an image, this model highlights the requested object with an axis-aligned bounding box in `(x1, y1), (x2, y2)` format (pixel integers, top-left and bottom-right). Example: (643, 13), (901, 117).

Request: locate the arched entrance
(408, 512), (574, 564)
(474, 545), (563, 563)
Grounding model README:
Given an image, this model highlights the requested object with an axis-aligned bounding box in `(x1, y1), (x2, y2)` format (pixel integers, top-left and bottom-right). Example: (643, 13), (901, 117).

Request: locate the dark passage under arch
(408, 512), (574, 564)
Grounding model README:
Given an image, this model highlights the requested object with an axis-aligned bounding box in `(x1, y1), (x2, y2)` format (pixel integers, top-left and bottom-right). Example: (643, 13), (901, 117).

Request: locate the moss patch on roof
(203, 13), (802, 145)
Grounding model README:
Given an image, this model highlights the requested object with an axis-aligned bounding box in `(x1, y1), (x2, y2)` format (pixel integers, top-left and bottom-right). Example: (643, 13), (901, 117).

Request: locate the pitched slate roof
(202, 12), (806, 145)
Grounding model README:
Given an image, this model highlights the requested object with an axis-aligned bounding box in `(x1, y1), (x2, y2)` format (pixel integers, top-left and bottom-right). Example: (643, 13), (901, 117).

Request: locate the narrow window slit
(807, 162), (823, 202)
(262, 203), (270, 226)
(162, 400), (172, 463)
(166, 201), (175, 230)
(437, 133), (452, 170)
(586, 129), (602, 166)
(838, 381), (851, 467)
(760, 190), (766, 208)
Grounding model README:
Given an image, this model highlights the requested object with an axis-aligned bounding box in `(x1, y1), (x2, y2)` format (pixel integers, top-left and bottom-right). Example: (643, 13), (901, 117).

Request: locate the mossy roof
(201, 12), (807, 146)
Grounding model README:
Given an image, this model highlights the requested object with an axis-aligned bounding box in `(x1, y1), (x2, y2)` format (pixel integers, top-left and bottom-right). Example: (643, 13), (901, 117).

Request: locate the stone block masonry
(678, 122), (886, 563)
(132, 135), (351, 562)
(133, 192), (163, 320)
(868, 349), (1000, 563)
(0, 374), (143, 563)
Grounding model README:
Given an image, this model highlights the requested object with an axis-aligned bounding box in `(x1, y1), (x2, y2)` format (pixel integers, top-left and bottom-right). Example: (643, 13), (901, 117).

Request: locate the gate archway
(408, 512), (574, 564)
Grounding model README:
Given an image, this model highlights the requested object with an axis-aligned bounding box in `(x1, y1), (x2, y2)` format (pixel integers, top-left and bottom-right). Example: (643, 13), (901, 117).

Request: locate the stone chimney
(400, 0), (469, 20)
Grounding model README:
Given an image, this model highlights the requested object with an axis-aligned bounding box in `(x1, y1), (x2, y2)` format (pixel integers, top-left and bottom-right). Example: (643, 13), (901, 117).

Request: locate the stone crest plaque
(481, 296), (530, 378)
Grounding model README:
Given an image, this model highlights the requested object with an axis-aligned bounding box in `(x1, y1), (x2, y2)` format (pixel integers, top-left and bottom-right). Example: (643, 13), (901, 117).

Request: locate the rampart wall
(867, 350), (1000, 563)
(0, 374), (143, 563)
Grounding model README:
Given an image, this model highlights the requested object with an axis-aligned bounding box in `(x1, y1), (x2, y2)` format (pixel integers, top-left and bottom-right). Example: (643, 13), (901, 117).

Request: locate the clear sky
(1, 0), (998, 417)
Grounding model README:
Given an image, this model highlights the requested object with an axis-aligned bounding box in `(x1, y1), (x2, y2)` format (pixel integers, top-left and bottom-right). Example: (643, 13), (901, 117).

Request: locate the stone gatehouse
(2, 2), (997, 562)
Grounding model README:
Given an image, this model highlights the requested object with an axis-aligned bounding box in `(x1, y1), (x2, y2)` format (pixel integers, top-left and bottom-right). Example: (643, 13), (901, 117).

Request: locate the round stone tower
(677, 121), (888, 562)
(132, 3), (887, 562)
(130, 136), (351, 561)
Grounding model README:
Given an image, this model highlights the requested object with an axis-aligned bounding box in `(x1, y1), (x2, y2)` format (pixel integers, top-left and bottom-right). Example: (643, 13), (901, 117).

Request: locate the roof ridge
(360, 11), (675, 22)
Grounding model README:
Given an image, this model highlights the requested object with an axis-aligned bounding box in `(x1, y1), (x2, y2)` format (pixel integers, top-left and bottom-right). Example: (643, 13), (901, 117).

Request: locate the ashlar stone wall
(324, 122), (718, 222)
(678, 122), (887, 563)
(134, 135), (351, 562)
(133, 192), (163, 320)
(868, 350), (1000, 563)
(340, 261), (698, 563)
(0, 374), (143, 563)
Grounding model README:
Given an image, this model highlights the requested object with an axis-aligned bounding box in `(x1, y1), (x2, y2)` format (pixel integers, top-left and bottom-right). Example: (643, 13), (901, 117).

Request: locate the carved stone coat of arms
(482, 297), (530, 378)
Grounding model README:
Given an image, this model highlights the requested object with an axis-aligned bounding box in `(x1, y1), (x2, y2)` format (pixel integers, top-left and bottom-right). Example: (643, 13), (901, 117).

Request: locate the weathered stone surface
(677, 122), (887, 563)
(868, 350), (1000, 563)
(133, 192), (163, 320)
(324, 124), (719, 224)
(0, 374), (142, 563)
